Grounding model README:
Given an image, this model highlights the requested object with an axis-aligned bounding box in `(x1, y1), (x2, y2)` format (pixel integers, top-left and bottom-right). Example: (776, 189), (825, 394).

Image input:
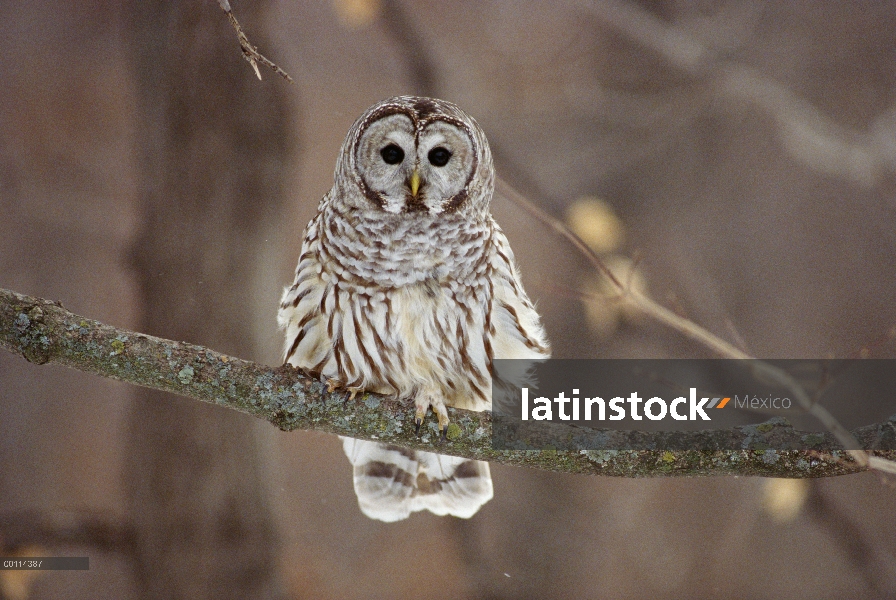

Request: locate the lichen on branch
(1, 287), (894, 478)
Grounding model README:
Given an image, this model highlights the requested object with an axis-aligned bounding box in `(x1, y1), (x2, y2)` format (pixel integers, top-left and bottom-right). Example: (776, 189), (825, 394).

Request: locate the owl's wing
(488, 226), (550, 362)
(278, 215), (334, 371)
(487, 226), (551, 414)
(341, 437), (493, 522)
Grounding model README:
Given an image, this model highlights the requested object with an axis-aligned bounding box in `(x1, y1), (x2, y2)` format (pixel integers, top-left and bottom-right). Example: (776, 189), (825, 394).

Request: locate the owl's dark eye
(380, 144), (404, 165)
(428, 147), (452, 167)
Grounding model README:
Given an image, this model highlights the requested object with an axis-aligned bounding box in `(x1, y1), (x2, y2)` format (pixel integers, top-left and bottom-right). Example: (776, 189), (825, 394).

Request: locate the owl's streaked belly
(383, 281), (491, 411)
(280, 255), (492, 412)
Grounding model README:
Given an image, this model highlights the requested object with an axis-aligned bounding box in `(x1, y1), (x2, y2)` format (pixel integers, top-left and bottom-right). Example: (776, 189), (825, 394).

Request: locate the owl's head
(336, 96), (494, 217)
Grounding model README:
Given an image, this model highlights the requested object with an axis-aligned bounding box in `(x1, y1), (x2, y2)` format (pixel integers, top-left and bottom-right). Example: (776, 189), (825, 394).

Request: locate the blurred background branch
(585, 0), (896, 187)
(0, 510), (135, 562)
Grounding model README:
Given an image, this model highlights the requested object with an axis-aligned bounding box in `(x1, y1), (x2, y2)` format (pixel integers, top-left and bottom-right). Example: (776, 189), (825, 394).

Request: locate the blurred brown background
(2, 0), (896, 598)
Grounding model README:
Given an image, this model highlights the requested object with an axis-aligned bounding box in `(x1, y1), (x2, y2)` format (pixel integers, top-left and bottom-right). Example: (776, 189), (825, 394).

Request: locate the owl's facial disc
(356, 112), (477, 215)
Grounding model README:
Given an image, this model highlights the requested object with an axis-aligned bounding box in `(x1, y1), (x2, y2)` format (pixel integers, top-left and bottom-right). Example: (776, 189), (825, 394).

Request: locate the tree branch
(2, 287), (895, 478)
(217, 0), (293, 82)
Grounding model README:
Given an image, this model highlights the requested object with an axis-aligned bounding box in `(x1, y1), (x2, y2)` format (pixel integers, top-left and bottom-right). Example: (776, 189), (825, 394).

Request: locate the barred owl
(278, 96), (549, 521)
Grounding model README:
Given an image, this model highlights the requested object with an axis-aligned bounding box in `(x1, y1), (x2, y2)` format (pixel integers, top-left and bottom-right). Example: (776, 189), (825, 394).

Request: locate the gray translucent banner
(0, 557), (89, 570)
(491, 359), (896, 450)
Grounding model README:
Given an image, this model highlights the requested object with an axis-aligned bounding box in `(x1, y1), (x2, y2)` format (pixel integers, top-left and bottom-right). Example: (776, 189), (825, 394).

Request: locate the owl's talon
(414, 407), (426, 435)
(435, 410), (450, 443)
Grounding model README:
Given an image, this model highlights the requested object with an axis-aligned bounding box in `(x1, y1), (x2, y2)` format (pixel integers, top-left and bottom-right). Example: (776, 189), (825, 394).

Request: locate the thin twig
(217, 0), (293, 82)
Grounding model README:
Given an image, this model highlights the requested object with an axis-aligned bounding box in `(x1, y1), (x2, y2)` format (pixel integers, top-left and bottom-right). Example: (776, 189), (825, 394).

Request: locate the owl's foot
(431, 398), (450, 442)
(347, 386), (364, 401)
(326, 378), (341, 393)
(414, 397), (450, 442)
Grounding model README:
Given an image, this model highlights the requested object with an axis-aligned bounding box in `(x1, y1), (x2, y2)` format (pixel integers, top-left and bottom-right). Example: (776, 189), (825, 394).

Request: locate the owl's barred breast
(280, 202), (497, 411)
(320, 198), (491, 288)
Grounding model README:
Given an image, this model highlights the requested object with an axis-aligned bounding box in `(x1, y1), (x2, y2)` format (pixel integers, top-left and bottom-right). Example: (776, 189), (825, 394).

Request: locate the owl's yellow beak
(409, 169), (421, 197)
